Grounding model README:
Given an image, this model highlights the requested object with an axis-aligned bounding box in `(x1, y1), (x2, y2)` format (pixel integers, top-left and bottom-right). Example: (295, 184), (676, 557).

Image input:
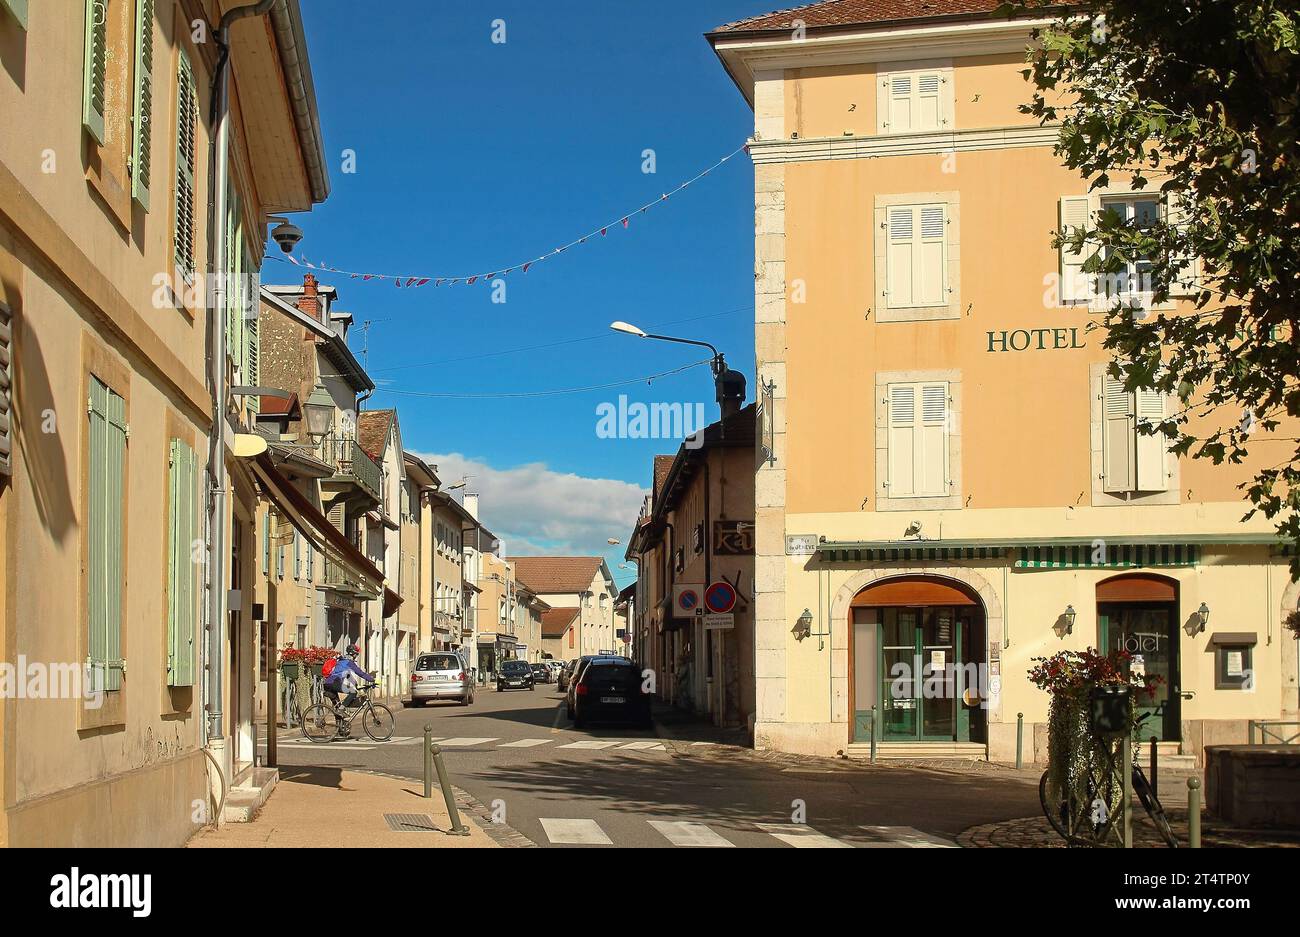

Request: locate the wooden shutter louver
(130, 0), (155, 210)
(1059, 195), (1095, 303)
(887, 384), (916, 497)
(1134, 388), (1170, 492)
(82, 0), (108, 144)
(88, 376), (126, 692)
(0, 301), (12, 478)
(1102, 375), (1137, 493)
(168, 439), (196, 686)
(174, 51), (198, 280)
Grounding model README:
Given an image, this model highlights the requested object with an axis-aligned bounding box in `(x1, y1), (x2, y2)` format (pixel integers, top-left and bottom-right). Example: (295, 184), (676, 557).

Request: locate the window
(174, 47), (198, 282)
(1100, 196), (1160, 297)
(875, 370), (962, 511)
(293, 530), (301, 580)
(1211, 635), (1256, 690)
(306, 542), (314, 581)
(1101, 375), (1171, 494)
(886, 204), (947, 309)
(877, 67), (952, 134)
(166, 438), (196, 686)
(88, 375), (127, 692)
(262, 510), (270, 574)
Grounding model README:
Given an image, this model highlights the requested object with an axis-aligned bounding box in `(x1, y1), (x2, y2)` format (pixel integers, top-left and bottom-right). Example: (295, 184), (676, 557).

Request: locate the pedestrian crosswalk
(261, 736), (669, 754)
(538, 818), (958, 849)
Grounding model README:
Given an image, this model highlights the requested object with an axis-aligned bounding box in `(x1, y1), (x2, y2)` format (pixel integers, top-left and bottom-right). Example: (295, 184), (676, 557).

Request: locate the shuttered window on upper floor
(167, 438), (196, 686)
(130, 0), (155, 210)
(0, 300), (12, 479)
(88, 375), (127, 692)
(886, 382), (951, 499)
(878, 67), (951, 134)
(175, 48), (198, 281)
(886, 204), (948, 309)
(82, 0), (108, 144)
(1102, 375), (1171, 494)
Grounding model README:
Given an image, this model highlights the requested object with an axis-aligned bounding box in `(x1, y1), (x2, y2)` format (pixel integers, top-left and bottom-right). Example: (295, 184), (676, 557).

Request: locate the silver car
(409, 652), (474, 706)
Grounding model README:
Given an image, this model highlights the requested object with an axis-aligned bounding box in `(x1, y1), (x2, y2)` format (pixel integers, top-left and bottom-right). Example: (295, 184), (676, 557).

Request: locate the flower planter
(280, 662), (301, 682)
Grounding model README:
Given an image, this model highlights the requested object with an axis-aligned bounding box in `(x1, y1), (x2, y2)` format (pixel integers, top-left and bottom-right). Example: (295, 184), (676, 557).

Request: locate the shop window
(1210, 633), (1256, 690)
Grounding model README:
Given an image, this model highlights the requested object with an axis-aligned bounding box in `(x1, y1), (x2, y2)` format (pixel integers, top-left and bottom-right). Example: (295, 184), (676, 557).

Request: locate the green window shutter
(174, 50), (197, 280)
(88, 376), (126, 692)
(294, 531), (301, 579)
(82, 0), (107, 144)
(1, 0), (29, 30)
(246, 270), (260, 414)
(167, 439), (196, 686)
(262, 509), (270, 574)
(307, 542), (314, 581)
(0, 300), (12, 478)
(130, 0), (155, 211)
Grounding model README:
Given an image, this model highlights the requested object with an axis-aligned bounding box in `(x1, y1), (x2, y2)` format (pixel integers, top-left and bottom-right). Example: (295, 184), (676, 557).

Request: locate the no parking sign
(704, 580), (737, 614)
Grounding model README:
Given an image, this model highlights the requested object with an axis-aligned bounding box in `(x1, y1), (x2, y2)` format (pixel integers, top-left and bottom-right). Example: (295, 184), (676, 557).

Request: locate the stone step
(221, 767), (278, 823)
(845, 741), (987, 761)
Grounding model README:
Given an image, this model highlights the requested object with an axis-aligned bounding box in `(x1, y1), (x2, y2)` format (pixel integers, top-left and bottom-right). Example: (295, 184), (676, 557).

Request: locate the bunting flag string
(268, 143), (750, 288)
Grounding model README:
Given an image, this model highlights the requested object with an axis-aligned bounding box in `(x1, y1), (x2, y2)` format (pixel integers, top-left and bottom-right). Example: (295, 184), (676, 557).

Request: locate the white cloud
(412, 452), (646, 559)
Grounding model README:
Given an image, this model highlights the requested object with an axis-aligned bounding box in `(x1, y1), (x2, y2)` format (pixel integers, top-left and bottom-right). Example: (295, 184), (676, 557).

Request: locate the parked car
(561, 655), (594, 700)
(409, 652), (474, 707)
(546, 660), (565, 682)
(569, 657), (652, 729)
(556, 657), (581, 693)
(497, 659), (535, 691)
(531, 663), (552, 684)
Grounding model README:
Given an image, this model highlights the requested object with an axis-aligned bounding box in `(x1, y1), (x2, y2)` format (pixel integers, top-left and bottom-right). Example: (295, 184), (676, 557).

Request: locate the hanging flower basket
(278, 646), (306, 681)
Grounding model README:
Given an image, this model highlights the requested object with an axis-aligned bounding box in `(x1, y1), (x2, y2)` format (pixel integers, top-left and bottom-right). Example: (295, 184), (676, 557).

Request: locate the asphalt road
(262, 682), (1042, 848)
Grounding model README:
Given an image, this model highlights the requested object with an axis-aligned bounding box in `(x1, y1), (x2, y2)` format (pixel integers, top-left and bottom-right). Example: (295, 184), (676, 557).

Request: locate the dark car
(563, 656), (596, 709)
(497, 659), (535, 691)
(569, 657), (651, 729)
(557, 656), (588, 694)
(531, 663), (552, 684)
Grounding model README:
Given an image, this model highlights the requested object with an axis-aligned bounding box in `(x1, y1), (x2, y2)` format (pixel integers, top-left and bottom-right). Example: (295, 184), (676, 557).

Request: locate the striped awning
(1015, 544), (1199, 569)
(819, 545), (1003, 563)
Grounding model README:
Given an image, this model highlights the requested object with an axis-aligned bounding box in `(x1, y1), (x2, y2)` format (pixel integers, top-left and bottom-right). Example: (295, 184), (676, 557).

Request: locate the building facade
(508, 557), (619, 657)
(710, 0), (1300, 761)
(0, 0), (327, 844)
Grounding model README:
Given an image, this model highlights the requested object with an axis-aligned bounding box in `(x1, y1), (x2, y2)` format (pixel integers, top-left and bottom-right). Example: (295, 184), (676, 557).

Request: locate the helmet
(346, 644), (360, 659)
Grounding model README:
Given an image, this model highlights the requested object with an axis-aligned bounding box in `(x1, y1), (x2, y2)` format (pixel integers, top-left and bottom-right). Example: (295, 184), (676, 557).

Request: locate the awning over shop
(820, 545), (1001, 564)
(383, 587), (402, 618)
(1017, 544), (1199, 570)
(251, 452), (384, 600)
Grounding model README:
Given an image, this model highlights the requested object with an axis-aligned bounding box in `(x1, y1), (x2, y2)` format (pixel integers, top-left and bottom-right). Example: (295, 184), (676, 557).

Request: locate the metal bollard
(430, 742), (471, 836)
(1187, 777), (1201, 848)
(1150, 737), (1158, 801)
(1016, 712), (1024, 770)
(423, 724), (434, 800)
(869, 706), (877, 764)
(1122, 735), (1133, 849)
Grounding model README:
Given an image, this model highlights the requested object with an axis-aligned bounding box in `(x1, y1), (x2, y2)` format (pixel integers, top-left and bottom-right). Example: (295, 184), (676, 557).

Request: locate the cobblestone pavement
(959, 811), (1300, 848)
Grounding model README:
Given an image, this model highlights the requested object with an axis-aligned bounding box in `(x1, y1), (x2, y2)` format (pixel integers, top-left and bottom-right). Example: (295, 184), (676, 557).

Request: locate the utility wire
(372, 360), (712, 400)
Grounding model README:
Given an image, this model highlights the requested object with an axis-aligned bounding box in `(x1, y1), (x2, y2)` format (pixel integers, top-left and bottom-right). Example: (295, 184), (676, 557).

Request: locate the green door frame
(875, 608), (965, 742)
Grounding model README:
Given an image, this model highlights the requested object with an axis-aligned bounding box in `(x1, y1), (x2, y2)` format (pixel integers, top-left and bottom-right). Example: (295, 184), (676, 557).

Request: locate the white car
(408, 652), (474, 706)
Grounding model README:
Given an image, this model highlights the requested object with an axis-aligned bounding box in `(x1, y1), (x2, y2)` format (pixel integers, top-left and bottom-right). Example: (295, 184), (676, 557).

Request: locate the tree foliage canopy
(1008, 0), (1300, 565)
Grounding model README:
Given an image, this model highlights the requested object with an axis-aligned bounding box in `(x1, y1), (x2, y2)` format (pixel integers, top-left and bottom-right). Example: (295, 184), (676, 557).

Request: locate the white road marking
(755, 823), (853, 849)
(618, 740), (666, 751)
(271, 742), (375, 751)
(557, 740), (623, 750)
(499, 738), (554, 748)
(539, 818), (613, 846)
(434, 737), (499, 747)
(857, 826), (957, 848)
(648, 821), (735, 847)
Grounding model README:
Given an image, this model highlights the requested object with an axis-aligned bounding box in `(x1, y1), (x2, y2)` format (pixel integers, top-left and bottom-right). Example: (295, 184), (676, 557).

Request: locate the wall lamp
(1197, 602), (1210, 632)
(1063, 604), (1077, 635)
(792, 609), (813, 642)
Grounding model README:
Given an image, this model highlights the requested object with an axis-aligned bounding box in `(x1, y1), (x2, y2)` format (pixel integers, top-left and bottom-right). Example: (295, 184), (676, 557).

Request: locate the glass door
(921, 608), (957, 739)
(1098, 603), (1179, 741)
(880, 609), (919, 739)
(878, 607), (962, 741)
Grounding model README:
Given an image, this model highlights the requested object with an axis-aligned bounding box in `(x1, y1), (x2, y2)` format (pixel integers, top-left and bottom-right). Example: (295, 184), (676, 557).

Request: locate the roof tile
(711, 0), (1002, 34)
(506, 556), (605, 594)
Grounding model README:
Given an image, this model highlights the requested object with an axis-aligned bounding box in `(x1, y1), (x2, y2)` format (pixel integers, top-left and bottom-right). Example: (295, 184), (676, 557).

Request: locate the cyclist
(324, 645), (374, 735)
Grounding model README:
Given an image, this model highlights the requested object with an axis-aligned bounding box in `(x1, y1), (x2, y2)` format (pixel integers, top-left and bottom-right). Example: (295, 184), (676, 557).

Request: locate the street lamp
(609, 320), (746, 416)
(303, 381), (335, 443)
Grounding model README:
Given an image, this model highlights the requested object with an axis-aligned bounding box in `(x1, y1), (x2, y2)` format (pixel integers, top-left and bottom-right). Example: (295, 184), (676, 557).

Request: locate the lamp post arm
(642, 333), (724, 375)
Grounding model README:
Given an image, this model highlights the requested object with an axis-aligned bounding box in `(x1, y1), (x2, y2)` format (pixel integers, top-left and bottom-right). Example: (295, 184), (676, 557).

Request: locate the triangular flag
(363, 275), (375, 281)
(286, 255), (300, 265)
(467, 276), (477, 285)
(601, 227), (608, 237)
(416, 278), (430, 287)
(406, 277), (418, 287)
(622, 217), (630, 228)
(522, 263), (532, 274)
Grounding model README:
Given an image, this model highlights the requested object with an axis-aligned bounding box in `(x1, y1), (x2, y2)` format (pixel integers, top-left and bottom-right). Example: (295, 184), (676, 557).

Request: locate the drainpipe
(204, 0), (277, 758)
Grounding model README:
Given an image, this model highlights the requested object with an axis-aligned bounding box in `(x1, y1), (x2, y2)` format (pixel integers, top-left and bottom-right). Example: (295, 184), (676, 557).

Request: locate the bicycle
(1039, 714), (1177, 848)
(301, 683), (395, 743)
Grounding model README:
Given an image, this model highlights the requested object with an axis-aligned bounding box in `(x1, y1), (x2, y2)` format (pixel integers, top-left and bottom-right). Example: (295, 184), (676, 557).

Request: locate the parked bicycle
(301, 683), (395, 743)
(1039, 713), (1177, 848)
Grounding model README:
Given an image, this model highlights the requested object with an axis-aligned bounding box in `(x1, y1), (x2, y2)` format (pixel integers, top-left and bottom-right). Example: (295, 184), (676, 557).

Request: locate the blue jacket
(326, 658), (374, 690)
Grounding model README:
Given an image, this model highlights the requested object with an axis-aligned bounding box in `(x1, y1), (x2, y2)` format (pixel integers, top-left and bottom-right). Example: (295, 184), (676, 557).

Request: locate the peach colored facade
(713, 13), (1300, 761)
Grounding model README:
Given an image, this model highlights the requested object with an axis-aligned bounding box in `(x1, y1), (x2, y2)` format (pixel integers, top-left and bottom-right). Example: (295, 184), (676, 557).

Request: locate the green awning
(1015, 544), (1199, 569)
(819, 546), (1003, 563)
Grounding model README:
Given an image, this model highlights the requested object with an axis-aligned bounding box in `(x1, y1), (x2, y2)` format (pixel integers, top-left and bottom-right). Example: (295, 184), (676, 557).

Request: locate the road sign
(672, 584), (703, 618)
(704, 580), (737, 614)
(704, 613), (734, 631)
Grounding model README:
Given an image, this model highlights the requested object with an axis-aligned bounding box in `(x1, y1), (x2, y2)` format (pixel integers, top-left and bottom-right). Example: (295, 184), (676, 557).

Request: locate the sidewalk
(187, 766), (501, 848)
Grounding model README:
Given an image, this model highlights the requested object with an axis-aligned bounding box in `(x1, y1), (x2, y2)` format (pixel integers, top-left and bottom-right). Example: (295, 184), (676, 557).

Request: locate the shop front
(1096, 573), (1182, 742)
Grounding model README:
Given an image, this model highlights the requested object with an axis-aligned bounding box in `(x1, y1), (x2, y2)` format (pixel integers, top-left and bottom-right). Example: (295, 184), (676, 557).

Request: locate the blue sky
(282, 1), (767, 581)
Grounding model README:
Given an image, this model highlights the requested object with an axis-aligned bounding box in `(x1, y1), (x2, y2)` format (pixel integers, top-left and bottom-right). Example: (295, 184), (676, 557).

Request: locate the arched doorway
(1096, 573), (1180, 742)
(849, 576), (987, 744)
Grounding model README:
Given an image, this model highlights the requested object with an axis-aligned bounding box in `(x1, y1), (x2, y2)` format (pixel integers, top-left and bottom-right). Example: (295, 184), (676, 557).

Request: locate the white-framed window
(885, 203), (948, 309)
(877, 66), (953, 134)
(1101, 374), (1171, 495)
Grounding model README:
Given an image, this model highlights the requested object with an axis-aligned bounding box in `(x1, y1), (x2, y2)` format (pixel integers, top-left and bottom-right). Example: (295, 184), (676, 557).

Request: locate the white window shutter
(917, 73), (943, 130)
(886, 207), (916, 308)
(1059, 195), (1095, 303)
(1102, 376), (1136, 493)
(888, 74), (913, 133)
(917, 205), (946, 306)
(887, 384), (917, 497)
(1164, 193), (1201, 298)
(918, 383), (949, 496)
(1134, 389), (1170, 492)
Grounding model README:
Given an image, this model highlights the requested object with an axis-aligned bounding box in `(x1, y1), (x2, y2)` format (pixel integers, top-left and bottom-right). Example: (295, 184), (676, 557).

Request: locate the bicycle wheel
(362, 703), (395, 741)
(1039, 770), (1075, 842)
(302, 703), (341, 743)
(1132, 765), (1179, 848)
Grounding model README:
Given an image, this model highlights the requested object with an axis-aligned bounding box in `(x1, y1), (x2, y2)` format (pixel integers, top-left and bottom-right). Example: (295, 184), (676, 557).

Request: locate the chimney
(463, 493), (479, 520)
(297, 274), (320, 321)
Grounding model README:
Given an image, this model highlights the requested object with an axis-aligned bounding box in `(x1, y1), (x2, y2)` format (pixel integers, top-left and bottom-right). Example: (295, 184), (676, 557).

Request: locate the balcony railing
(321, 434), (382, 502)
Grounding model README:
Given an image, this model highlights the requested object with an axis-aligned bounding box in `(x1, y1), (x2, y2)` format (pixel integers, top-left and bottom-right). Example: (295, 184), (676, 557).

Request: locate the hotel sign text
(987, 328), (1086, 353)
